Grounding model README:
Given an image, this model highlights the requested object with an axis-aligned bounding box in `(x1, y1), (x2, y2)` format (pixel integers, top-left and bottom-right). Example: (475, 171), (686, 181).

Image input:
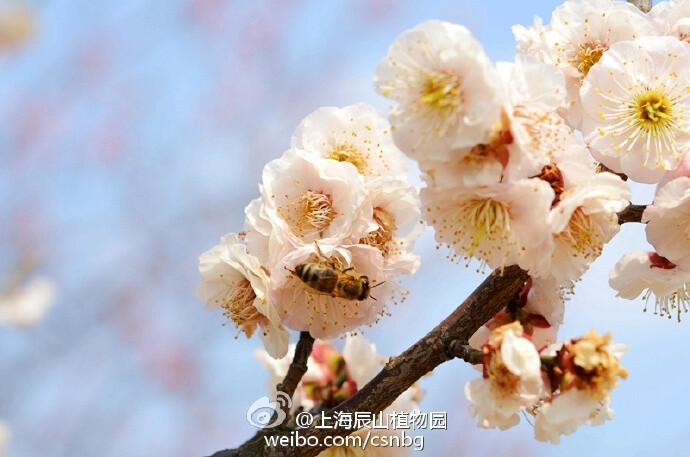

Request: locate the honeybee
(290, 244), (381, 301)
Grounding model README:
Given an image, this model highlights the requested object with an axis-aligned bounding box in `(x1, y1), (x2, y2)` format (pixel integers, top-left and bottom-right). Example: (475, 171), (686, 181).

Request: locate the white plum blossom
(537, 0), (655, 128)
(525, 277), (567, 327)
(465, 323), (544, 430)
(534, 390), (613, 444)
(497, 56), (576, 180)
(259, 148), (373, 264)
(643, 177), (690, 269)
(290, 103), (408, 180)
(546, 172), (630, 282)
(0, 275), (56, 327)
(374, 20), (503, 161)
(581, 37), (690, 183)
(534, 331), (626, 443)
(610, 250), (690, 321)
(512, 16), (551, 64)
(196, 233), (290, 358)
(651, 0), (690, 42)
(422, 178), (554, 272)
(361, 178), (422, 275)
(271, 243), (400, 339)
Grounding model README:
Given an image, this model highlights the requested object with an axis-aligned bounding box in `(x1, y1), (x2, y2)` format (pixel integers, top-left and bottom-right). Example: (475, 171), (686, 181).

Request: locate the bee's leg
(284, 266), (298, 277)
(314, 240), (340, 270)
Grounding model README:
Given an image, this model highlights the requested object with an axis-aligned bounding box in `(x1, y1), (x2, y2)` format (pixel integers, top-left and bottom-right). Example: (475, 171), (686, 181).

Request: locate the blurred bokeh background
(0, 0), (687, 456)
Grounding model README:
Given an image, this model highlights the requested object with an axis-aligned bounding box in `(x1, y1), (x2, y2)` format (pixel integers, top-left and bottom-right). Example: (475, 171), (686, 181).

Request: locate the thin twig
(448, 341), (483, 364)
(256, 266), (529, 457)
(275, 331), (315, 425)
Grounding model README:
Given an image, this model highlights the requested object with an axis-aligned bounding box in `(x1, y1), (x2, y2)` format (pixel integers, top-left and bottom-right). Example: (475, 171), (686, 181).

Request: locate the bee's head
(358, 276), (370, 301)
(294, 264), (305, 277)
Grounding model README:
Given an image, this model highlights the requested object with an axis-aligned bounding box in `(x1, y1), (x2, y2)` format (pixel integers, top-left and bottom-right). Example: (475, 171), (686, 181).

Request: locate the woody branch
(212, 198), (647, 457)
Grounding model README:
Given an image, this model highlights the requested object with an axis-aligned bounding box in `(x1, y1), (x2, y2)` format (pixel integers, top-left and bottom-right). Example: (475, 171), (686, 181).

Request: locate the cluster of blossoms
(196, 103), (422, 358)
(256, 334), (422, 456)
(201, 0), (690, 450)
(370, 0), (689, 443)
(512, 0), (690, 319)
(466, 322), (627, 443)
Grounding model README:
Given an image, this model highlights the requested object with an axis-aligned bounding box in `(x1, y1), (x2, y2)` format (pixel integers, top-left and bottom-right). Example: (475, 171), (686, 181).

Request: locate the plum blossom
(360, 178), (422, 275)
(581, 37), (690, 183)
(196, 233), (290, 358)
(534, 390), (614, 444)
(525, 0), (655, 128)
(497, 56), (576, 181)
(469, 279), (562, 352)
(545, 171), (630, 282)
(258, 149), (373, 264)
(374, 20), (503, 160)
(465, 322), (544, 430)
(643, 177), (690, 269)
(651, 0), (690, 42)
(422, 178), (554, 272)
(271, 243), (401, 339)
(610, 250), (690, 321)
(0, 275), (56, 327)
(535, 331), (627, 443)
(290, 103), (408, 180)
(512, 16), (551, 64)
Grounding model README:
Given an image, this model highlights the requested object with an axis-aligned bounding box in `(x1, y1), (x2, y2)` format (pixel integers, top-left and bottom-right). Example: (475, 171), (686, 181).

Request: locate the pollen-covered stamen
(218, 277), (262, 337)
(328, 144), (369, 175)
(432, 197), (514, 266)
(642, 283), (690, 322)
(281, 190), (336, 239)
(485, 353), (521, 398)
(558, 208), (605, 260)
(513, 105), (568, 162)
(637, 90), (674, 125)
(464, 199), (511, 256)
(418, 70), (464, 117)
(595, 85), (686, 168)
(361, 207), (398, 257)
(574, 42), (606, 77)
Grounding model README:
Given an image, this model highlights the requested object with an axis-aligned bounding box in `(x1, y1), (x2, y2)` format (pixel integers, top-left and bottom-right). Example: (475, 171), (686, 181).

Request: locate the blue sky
(0, 1), (685, 456)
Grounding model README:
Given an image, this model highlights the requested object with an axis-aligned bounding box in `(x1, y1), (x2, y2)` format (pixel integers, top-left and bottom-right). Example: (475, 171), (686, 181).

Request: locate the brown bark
(214, 266), (529, 457)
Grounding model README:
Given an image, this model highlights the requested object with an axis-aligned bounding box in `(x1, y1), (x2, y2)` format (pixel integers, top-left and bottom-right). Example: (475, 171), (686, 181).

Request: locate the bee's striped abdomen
(295, 263), (338, 294)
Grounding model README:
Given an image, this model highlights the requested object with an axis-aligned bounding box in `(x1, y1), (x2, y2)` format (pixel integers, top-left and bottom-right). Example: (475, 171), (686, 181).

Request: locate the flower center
(557, 208), (604, 260)
(328, 144), (368, 175)
(486, 354), (520, 397)
(360, 207), (397, 257)
(575, 43), (606, 77)
(418, 70), (463, 115)
(636, 90), (674, 126)
(559, 331), (628, 401)
(442, 198), (512, 261)
(283, 190), (336, 239)
(220, 277), (262, 337)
